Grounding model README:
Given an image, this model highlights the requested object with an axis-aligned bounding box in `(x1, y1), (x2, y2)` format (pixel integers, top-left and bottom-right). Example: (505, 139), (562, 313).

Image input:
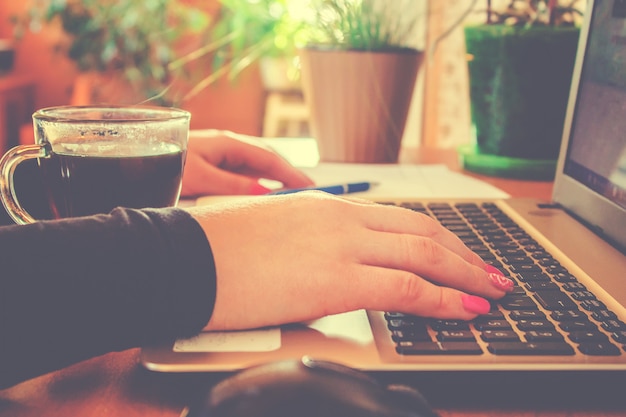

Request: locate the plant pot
(299, 47), (422, 163)
(465, 25), (580, 161)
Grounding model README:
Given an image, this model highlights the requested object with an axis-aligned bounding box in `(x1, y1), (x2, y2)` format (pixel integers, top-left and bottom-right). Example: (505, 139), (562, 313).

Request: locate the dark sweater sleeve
(0, 207), (216, 388)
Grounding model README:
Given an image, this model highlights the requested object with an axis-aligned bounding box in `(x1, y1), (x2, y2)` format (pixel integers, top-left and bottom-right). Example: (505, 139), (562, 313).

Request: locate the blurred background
(0, 0), (586, 168)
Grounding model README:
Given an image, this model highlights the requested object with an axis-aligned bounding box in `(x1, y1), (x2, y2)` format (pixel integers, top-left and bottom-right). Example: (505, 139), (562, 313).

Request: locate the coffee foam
(54, 140), (182, 157)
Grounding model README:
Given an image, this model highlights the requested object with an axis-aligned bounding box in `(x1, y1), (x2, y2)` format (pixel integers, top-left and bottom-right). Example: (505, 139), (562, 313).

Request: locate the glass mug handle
(0, 144), (47, 225)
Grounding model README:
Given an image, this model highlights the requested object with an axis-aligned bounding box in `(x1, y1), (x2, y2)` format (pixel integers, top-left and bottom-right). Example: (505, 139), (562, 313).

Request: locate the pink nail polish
(487, 273), (515, 292)
(249, 182), (271, 195)
(461, 294), (491, 315)
(484, 264), (504, 275)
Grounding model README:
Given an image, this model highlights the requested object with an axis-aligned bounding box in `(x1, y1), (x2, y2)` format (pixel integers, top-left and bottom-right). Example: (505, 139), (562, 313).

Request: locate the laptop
(141, 0), (626, 373)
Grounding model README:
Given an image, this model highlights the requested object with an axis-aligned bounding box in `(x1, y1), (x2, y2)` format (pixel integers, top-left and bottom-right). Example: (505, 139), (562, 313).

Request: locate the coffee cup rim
(33, 104), (191, 123)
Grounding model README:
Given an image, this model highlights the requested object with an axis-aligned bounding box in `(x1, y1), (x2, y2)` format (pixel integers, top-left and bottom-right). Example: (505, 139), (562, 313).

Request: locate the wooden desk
(0, 148), (624, 417)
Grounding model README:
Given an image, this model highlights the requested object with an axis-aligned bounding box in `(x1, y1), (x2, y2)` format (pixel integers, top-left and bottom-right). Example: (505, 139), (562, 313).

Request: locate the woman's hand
(181, 130), (314, 197)
(186, 192), (514, 331)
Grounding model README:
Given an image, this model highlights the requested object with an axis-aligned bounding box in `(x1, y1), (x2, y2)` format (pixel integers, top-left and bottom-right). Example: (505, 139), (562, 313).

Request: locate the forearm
(0, 207), (216, 388)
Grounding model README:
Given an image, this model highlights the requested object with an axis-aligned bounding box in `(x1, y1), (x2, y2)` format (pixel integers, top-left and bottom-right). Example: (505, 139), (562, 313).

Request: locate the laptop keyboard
(382, 202), (626, 357)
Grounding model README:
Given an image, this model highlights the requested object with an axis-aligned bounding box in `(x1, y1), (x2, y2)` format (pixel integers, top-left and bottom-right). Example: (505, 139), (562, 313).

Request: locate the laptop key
(436, 330), (476, 342)
(580, 299), (607, 311)
(567, 331), (609, 343)
(530, 250), (552, 260)
(474, 310), (506, 320)
(502, 255), (533, 264)
(538, 258), (560, 267)
(474, 320), (513, 331)
(500, 296), (538, 310)
(508, 264), (543, 274)
(602, 320), (626, 332)
(561, 282), (587, 292)
(592, 310), (617, 321)
(510, 310), (546, 320)
(487, 342), (575, 355)
(558, 320), (599, 332)
(570, 291), (596, 301)
(553, 272), (578, 282)
(481, 330), (520, 342)
(495, 248), (527, 258)
(391, 330), (431, 343)
(516, 271), (551, 282)
(525, 281), (560, 291)
(525, 330), (565, 342)
(551, 310), (587, 321)
(577, 342), (622, 356)
(428, 320), (470, 330)
(534, 290), (577, 310)
(509, 286), (527, 296)
(443, 223), (470, 232)
(453, 231), (479, 239)
(396, 341), (483, 355)
(612, 331), (626, 344)
(516, 319), (556, 331)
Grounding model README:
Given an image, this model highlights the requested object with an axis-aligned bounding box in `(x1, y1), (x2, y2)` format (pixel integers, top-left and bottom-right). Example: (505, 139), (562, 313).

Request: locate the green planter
(465, 25), (580, 163)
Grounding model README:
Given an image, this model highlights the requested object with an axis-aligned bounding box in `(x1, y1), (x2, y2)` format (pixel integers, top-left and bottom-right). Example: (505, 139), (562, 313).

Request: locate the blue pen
(268, 181), (373, 195)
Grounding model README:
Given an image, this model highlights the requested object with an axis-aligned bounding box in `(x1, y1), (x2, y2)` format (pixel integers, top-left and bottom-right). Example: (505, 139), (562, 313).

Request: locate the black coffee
(39, 145), (185, 219)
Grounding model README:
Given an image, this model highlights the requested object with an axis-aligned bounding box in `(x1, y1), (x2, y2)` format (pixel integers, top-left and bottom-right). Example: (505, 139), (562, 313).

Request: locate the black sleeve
(0, 207), (216, 388)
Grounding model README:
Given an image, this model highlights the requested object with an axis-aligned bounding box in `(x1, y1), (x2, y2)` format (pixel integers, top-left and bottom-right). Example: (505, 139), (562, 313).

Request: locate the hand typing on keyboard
(382, 202), (625, 358)
(187, 193), (515, 331)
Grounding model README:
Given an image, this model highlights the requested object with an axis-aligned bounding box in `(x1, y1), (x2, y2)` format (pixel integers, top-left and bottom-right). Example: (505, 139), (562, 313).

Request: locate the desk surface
(1, 147), (624, 417)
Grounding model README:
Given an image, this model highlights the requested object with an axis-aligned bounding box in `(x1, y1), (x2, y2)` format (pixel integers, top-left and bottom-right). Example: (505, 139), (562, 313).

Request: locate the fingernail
(485, 265), (514, 291)
(484, 264), (503, 275)
(249, 182), (271, 195)
(461, 294), (491, 314)
(488, 272), (515, 291)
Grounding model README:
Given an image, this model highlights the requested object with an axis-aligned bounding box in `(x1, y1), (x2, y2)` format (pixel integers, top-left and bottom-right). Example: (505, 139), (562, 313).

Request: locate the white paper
(173, 328), (281, 352)
(299, 163), (510, 199)
(260, 136), (509, 199)
(189, 133), (510, 200)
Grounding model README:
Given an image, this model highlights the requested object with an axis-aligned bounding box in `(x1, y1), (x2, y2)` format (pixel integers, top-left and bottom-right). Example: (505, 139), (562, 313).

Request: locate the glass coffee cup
(0, 105), (190, 224)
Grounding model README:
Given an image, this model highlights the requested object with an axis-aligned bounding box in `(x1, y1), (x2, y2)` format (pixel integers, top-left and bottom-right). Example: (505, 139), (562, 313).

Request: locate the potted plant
(171, 0), (311, 101)
(211, 0), (309, 89)
(12, 0), (209, 105)
(298, 0), (423, 163)
(461, 0), (584, 179)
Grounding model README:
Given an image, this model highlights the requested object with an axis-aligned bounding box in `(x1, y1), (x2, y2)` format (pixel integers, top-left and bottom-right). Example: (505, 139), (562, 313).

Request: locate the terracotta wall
(0, 1), (265, 135)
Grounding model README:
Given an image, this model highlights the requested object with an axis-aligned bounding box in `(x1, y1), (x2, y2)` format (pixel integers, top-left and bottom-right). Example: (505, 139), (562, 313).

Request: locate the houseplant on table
(13, 0), (209, 106)
(299, 0), (423, 163)
(172, 0), (311, 102)
(461, 0), (584, 179)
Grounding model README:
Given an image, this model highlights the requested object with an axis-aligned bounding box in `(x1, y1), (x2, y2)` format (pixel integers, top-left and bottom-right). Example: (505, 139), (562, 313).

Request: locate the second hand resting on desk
(268, 181), (375, 195)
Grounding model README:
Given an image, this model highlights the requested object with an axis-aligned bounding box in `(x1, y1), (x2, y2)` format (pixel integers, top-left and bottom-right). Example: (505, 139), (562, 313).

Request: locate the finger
(350, 266), (491, 320)
(355, 229), (510, 299)
(215, 137), (314, 188)
(186, 134), (313, 193)
(183, 154), (263, 195)
(360, 203), (486, 267)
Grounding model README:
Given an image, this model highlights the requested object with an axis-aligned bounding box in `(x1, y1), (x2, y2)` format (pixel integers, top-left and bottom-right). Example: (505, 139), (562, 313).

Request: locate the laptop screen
(554, 0), (626, 252)
(564, 0), (626, 210)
